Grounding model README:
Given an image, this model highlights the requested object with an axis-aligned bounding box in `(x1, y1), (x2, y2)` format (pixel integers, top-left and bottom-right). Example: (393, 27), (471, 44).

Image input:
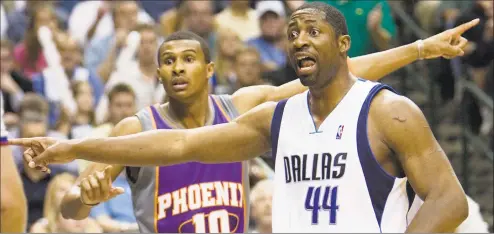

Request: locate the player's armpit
(372, 91), (468, 232)
(74, 102), (276, 166)
(61, 117), (141, 220)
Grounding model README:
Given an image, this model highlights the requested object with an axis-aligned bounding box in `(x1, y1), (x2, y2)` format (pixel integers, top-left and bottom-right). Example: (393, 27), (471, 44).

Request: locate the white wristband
(416, 39), (425, 60)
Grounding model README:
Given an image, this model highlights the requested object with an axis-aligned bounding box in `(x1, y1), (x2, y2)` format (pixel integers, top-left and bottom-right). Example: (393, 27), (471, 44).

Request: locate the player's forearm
(72, 130), (191, 166)
(350, 41), (419, 81)
(406, 185), (468, 232)
(61, 187), (93, 220)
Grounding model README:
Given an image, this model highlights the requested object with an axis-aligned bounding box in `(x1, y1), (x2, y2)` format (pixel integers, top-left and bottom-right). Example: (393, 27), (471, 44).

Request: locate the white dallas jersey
(270, 79), (415, 233)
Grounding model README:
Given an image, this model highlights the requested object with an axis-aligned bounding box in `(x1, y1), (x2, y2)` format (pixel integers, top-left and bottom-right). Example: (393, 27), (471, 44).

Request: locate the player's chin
(298, 74), (318, 87)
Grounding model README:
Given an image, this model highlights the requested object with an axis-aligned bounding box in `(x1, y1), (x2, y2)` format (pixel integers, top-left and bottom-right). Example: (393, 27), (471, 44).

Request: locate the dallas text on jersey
(283, 152), (347, 183)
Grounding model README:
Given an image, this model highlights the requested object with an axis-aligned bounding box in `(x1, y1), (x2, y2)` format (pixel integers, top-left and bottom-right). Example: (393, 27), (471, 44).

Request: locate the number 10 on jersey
(305, 186), (339, 225)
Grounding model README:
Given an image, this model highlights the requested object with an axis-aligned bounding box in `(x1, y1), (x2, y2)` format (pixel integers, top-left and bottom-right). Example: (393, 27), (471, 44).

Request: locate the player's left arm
(374, 91), (468, 232)
(231, 19), (478, 115)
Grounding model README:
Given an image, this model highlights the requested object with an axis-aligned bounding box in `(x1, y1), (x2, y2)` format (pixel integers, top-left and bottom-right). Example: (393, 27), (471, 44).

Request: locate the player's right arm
(60, 117), (142, 220)
(11, 102), (277, 169)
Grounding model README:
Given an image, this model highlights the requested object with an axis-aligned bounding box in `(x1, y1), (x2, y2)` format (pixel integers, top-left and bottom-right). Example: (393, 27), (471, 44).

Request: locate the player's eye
(309, 29), (320, 37)
(288, 30), (299, 40)
(164, 58), (174, 65)
(185, 56), (195, 63)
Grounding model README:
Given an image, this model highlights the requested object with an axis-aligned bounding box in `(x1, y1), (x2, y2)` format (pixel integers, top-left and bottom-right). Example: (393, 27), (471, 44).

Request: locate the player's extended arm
(60, 117), (141, 220)
(374, 92), (468, 232)
(0, 146), (27, 232)
(232, 20), (478, 115)
(18, 102), (276, 167)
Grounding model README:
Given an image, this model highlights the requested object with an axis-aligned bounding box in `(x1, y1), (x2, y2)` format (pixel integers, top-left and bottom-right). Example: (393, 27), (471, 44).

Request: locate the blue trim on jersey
(356, 83), (397, 231)
(306, 92), (323, 134)
(271, 100), (287, 162)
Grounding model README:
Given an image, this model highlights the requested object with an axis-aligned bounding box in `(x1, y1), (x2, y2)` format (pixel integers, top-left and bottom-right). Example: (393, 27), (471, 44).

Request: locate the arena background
(0, 0), (492, 232)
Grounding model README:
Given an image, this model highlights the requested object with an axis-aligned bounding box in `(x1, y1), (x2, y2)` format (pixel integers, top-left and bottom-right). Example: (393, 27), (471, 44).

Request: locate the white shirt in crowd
(68, 0), (153, 46)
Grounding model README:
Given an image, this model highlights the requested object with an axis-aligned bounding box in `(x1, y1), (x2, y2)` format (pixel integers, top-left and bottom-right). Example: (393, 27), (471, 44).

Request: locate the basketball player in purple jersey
(11, 18), (479, 233)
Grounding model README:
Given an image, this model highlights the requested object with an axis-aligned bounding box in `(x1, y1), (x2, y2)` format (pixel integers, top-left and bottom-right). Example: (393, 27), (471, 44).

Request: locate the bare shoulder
(368, 88), (433, 149)
(112, 116), (143, 136)
(369, 89), (425, 127)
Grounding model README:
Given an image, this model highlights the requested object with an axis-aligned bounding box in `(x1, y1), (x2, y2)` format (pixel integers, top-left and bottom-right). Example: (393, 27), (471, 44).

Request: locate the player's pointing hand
(79, 165), (125, 206)
(422, 18), (480, 59)
(8, 137), (77, 171)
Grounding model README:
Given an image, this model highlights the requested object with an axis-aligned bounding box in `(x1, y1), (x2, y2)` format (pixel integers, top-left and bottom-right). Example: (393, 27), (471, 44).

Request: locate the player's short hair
(295, 2), (349, 36)
(158, 31), (211, 65)
(108, 83), (136, 103)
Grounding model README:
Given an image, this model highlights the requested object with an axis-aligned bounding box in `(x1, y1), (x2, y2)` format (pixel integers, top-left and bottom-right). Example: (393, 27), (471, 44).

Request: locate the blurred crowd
(0, 0), (492, 233)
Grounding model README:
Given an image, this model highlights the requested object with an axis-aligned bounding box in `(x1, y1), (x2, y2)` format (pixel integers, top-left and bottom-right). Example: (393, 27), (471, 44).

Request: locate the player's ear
(338, 35), (351, 54)
(206, 62), (215, 80)
(156, 68), (163, 83)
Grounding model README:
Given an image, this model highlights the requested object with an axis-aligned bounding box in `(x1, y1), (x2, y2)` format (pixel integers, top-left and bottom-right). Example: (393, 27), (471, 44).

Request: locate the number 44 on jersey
(305, 186), (339, 225)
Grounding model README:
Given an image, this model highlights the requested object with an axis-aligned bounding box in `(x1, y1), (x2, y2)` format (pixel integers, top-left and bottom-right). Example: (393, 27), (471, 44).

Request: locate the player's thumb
(30, 152), (50, 168)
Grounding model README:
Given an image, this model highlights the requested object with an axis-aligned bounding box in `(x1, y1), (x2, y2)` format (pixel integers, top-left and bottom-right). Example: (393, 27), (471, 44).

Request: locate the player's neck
(167, 90), (211, 129)
(308, 66), (355, 125)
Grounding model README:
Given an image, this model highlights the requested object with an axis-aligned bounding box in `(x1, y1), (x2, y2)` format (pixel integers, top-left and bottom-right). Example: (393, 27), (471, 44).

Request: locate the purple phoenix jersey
(130, 95), (248, 233)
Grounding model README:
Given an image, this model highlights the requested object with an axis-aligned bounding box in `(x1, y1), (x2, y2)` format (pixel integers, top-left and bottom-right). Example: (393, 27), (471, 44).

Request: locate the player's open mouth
(296, 54), (317, 76)
(172, 80), (189, 91)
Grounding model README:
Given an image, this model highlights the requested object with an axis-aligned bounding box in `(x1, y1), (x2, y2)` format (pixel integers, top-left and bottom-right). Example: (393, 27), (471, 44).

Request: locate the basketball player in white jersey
(0, 93), (28, 232)
(10, 2), (480, 233)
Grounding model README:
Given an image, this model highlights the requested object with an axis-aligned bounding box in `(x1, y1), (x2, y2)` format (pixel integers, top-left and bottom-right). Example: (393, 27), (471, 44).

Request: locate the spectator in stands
(1, 4), (7, 39)
(80, 84), (136, 171)
(69, 81), (95, 139)
(248, 1), (287, 72)
(6, 1), (68, 44)
(1, 39), (32, 120)
(213, 28), (244, 94)
(69, 1), (153, 46)
(182, 0), (217, 57)
(455, 0), (494, 135)
(232, 47), (271, 92)
(306, 0), (396, 57)
(90, 84), (136, 141)
(30, 173), (102, 233)
(9, 94), (78, 228)
(95, 24), (164, 124)
(250, 179), (274, 233)
(32, 33), (103, 129)
(159, 1), (186, 37)
(84, 1), (147, 82)
(13, 3), (59, 79)
(215, 0), (260, 41)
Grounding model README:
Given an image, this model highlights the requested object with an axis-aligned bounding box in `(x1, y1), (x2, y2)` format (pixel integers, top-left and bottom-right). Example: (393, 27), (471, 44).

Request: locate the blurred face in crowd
(74, 82), (94, 114)
(260, 12), (286, 41)
(184, 1), (214, 37)
(33, 6), (58, 33)
(21, 120), (48, 138)
(0, 45), (14, 74)
(113, 1), (139, 31)
(57, 35), (82, 73)
(157, 40), (214, 102)
(218, 30), (243, 58)
(109, 92), (136, 125)
(234, 50), (262, 87)
(138, 29), (158, 65)
(477, 0), (493, 18)
(251, 182), (273, 232)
